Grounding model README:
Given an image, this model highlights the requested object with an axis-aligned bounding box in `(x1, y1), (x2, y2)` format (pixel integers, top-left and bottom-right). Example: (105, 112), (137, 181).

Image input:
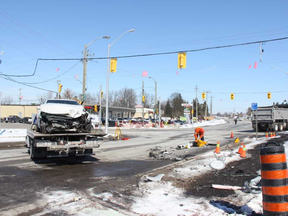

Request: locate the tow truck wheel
(30, 143), (35, 160)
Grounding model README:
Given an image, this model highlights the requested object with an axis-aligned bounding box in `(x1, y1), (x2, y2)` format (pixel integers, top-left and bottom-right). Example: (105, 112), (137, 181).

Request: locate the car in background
(5, 115), (23, 123)
(21, 117), (32, 124)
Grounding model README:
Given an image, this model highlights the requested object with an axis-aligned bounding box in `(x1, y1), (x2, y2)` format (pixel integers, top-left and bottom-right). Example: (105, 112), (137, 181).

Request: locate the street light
(271, 66), (288, 99)
(57, 80), (61, 99)
(149, 77), (157, 120)
(105, 29), (135, 133)
(82, 36), (110, 99)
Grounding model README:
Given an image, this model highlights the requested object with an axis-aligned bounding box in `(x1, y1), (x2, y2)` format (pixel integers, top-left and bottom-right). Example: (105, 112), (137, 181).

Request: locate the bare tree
(37, 91), (54, 103)
(102, 91), (115, 106)
(2, 95), (13, 104)
(62, 88), (75, 99)
(140, 92), (154, 108)
(85, 93), (97, 104)
(118, 88), (137, 108)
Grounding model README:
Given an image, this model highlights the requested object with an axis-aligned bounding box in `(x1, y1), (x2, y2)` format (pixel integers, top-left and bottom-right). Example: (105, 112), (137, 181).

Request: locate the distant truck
(25, 99), (105, 159)
(252, 105), (288, 132)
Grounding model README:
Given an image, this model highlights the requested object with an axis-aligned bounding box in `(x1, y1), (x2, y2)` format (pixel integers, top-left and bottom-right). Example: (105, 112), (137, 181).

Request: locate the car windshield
(46, 100), (79, 105)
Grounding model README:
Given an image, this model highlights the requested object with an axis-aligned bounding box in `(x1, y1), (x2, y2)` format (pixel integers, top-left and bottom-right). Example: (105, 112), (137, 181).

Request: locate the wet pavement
(0, 120), (254, 214)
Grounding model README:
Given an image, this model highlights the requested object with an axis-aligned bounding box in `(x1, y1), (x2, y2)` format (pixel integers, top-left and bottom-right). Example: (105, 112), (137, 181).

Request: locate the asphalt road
(0, 120), (255, 215)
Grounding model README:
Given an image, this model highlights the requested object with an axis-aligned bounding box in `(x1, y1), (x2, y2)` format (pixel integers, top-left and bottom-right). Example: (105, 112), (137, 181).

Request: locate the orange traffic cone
(215, 142), (220, 154)
(274, 132), (276, 137)
(270, 131), (273, 138)
(240, 145), (246, 158)
(115, 121), (117, 127)
(266, 132), (269, 138)
(237, 143), (243, 154)
(230, 132), (234, 138)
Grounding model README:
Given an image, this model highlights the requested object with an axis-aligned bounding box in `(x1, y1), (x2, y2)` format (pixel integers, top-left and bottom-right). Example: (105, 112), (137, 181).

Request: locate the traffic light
(101, 91), (103, 99)
(202, 92), (206, 100)
(156, 109), (158, 114)
(142, 95), (145, 102)
(58, 84), (63, 93)
(267, 92), (271, 99)
(93, 105), (100, 112)
(178, 52), (186, 69)
(110, 58), (117, 73)
(230, 93), (234, 100)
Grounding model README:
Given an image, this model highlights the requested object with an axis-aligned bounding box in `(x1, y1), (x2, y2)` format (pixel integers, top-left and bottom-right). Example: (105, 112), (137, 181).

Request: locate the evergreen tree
(164, 100), (172, 117)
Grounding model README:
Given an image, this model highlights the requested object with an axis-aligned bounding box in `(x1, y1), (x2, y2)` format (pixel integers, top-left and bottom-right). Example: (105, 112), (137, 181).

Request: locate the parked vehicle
(5, 115), (23, 123)
(21, 117), (32, 124)
(252, 104), (288, 131)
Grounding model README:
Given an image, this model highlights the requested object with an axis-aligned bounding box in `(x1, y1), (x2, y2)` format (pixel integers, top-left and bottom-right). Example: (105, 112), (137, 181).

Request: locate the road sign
(184, 107), (190, 113)
(251, 103), (258, 110)
(181, 103), (192, 106)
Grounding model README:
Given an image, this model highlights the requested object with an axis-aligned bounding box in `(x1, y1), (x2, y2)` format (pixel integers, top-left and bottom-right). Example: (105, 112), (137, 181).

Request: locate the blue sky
(1, 0), (288, 114)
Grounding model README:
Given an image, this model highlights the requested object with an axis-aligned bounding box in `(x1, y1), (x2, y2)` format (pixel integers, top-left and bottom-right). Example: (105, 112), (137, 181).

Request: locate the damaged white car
(32, 99), (92, 134)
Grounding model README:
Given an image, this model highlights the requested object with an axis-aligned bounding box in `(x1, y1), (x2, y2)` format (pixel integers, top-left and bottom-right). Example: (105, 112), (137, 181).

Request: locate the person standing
(234, 117), (238, 125)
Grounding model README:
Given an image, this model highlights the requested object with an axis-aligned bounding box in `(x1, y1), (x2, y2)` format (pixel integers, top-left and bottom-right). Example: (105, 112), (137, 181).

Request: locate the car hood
(39, 104), (86, 118)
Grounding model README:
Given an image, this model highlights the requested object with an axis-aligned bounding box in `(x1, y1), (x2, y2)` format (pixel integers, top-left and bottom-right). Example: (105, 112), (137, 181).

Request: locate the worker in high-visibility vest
(194, 127), (205, 141)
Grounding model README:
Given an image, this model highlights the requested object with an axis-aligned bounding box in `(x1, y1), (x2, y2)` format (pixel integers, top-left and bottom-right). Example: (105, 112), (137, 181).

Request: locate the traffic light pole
(142, 81), (144, 126)
(57, 80), (61, 99)
(82, 45), (87, 100)
(99, 85), (102, 129)
(195, 85), (198, 122)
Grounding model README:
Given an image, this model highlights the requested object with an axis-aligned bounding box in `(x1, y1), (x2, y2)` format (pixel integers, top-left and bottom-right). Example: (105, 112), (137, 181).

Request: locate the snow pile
(0, 129), (26, 143)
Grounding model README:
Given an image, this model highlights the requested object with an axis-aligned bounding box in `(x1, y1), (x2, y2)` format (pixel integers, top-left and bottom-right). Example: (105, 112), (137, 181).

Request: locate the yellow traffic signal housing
(110, 58), (117, 73)
(231, 93), (234, 100)
(178, 52), (186, 69)
(58, 84), (63, 93)
(267, 92), (271, 99)
(202, 92), (206, 100)
(101, 91), (103, 99)
(93, 105), (100, 112)
(191, 110), (194, 114)
(156, 109), (158, 114)
(142, 95), (145, 102)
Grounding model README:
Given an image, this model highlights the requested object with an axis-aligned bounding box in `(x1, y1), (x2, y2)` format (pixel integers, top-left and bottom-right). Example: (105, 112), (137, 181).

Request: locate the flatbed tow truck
(25, 129), (105, 159)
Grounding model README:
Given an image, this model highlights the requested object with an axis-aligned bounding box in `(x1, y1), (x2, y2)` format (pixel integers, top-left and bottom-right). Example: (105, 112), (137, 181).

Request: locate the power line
(0, 8), (72, 54)
(0, 73), (57, 93)
(38, 36), (288, 61)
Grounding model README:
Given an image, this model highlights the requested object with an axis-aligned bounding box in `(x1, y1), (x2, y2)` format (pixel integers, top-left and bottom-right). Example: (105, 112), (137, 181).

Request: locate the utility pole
(142, 81), (144, 126)
(19, 88), (22, 104)
(57, 80), (61, 99)
(158, 97), (161, 127)
(82, 45), (88, 100)
(210, 96), (214, 116)
(0, 92), (2, 131)
(155, 81), (157, 119)
(195, 85), (198, 121)
(205, 91), (211, 119)
(99, 85), (102, 129)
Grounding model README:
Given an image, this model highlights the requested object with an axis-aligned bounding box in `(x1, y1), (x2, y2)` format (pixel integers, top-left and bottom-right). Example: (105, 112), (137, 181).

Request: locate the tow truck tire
(274, 124), (279, 132)
(30, 143), (35, 160)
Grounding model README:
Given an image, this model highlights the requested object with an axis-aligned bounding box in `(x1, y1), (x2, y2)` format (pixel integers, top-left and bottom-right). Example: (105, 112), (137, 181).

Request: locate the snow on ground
(105, 119), (227, 137)
(93, 135), (288, 216)
(0, 129), (26, 143)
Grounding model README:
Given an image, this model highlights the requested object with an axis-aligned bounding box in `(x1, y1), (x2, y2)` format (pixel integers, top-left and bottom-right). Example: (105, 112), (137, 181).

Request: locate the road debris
(149, 147), (181, 161)
(143, 174), (165, 182)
